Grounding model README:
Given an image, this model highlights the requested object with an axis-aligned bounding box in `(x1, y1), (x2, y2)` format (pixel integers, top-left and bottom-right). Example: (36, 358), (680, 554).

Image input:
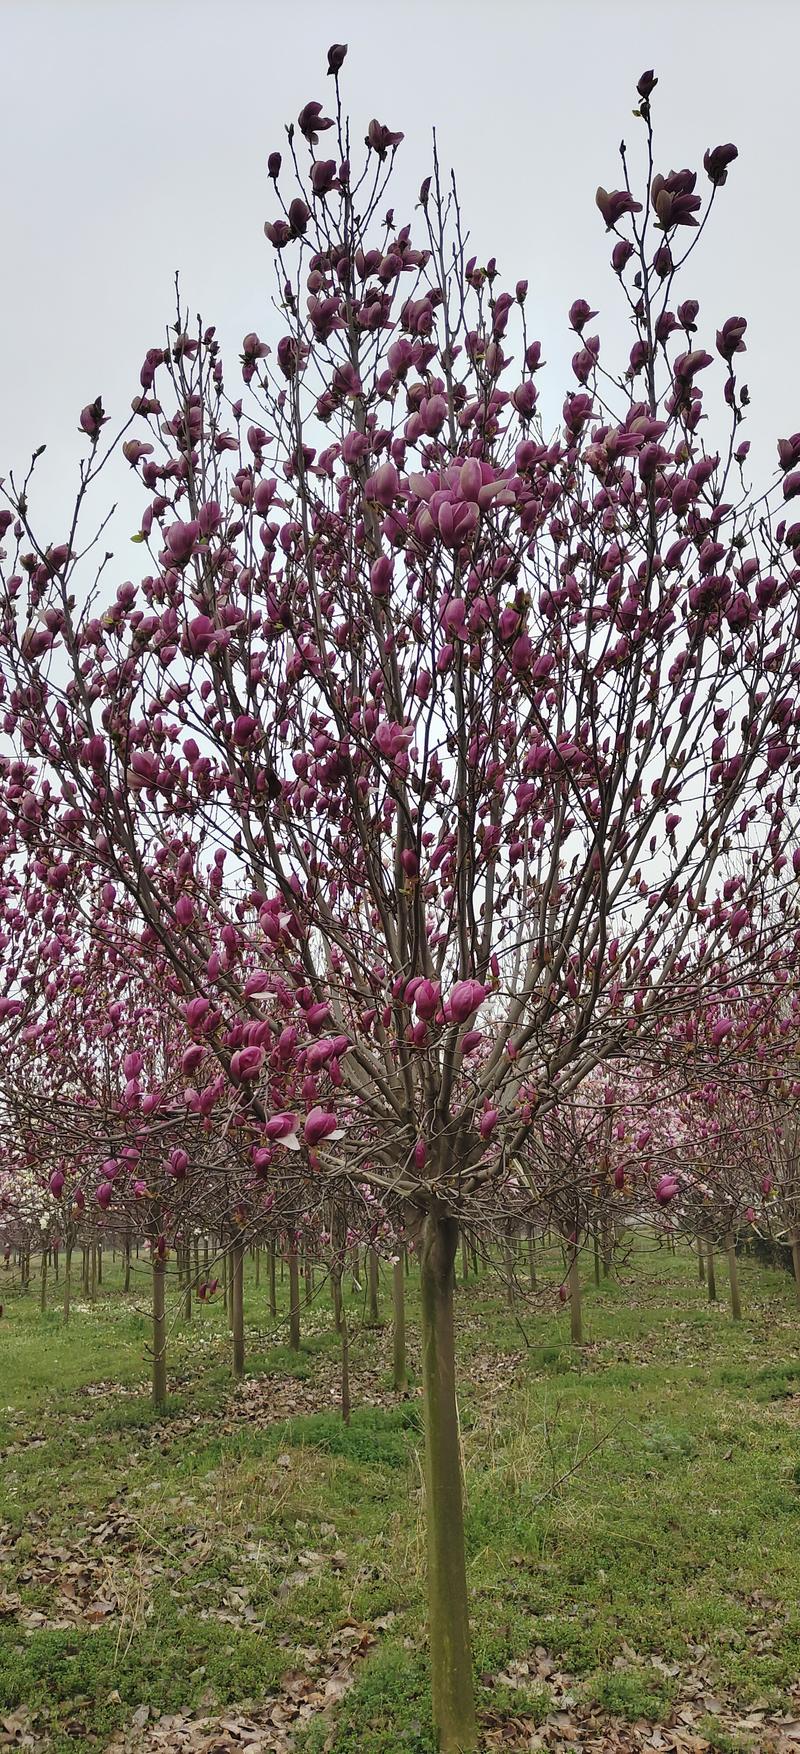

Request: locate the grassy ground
(0, 1239), (799, 1751)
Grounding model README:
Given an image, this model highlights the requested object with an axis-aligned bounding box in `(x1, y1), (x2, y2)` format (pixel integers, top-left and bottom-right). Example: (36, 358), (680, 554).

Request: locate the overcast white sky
(2, 0), (798, 552)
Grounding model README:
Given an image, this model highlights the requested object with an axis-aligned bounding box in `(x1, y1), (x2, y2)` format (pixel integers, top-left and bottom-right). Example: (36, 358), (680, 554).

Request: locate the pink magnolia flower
(449, 979), (487, 1024)
(304, 1108), (344, 1147)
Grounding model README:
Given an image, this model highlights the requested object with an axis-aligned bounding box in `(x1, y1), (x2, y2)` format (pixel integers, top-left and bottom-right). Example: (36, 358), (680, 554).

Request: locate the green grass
(0, 1240), (799, 1749)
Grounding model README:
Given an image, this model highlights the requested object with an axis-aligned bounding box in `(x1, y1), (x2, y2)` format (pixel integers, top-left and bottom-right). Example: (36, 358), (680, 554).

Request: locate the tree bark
(367, 1246), (381, 1324)
(707, 1239), (717, 1302)
(288, 1241), (301, 1350)
(792, 1230), (800, 1309)
(124, 1228), (132, 1293)
(39, 1251), (47, 1314)
(393, 1256), (407, 1392)
(568, 1248), (583, 1345)
(725, 1230), (742, 1321)
(63, 1245), (72, 1325)
(418, 1207), (477, 1754)
(231, 1238), (245, 1377)
(152, 1258), (167, 1408)
(698, 1240), (706, 1283)
(331, 1259), (343, 1333)
(340, 1305), (351, 1425)
(268, 1242), (277, 1319)
(504, 1238), (515, 1307)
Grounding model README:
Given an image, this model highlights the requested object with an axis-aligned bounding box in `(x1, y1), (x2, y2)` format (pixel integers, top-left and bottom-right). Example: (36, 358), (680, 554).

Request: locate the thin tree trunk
(268, 1242), (277, 1319)
(89, 1240), (97, 1304)
(698, 1240), (706, 1284)
(707, 1239), (717, 1302)
(393, 1256), (407, 1392)
(792, 1230), (800, 1309)
(304, 1255), (314, 1307)
(288, 1241), (301, 1350)
(82, 1245), (89, 1298)
(97, 1244), (102, 1286)
(231, 1238), (245, 1377)
(152, 1258), (167, 1408)
(418, 1208), (477, 1754)
(504, 1239), (515, 1307)
(367, 1246), (380, 1324)
(39, 1250), (47, 1313)
(332, 1260), (343, 1333)
(63, 1245), (72, 1325)
(460, 1233), (469, 1284)
(340, 1306), (351, 1426)
(725, 1230), (742, 1321)
(569, 1248), (583, 1345)
(593, 1227), (601, 1289)
(254, 1246), (260, 1289)
(184, 1244), (192, 1323)
(124, 1228), (132, 1293)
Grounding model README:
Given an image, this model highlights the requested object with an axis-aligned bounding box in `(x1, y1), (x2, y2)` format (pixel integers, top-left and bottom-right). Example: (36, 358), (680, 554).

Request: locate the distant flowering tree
(2, 50), (800, 1750)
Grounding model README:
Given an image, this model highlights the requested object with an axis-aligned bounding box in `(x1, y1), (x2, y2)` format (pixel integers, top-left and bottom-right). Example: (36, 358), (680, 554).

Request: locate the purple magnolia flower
(595, 187), (643, 229)
(703, 143), (738, 186)
(298, 101), (334, 144)
(304, 1107), (342, 1147)
(449, 979), (487, 1024)
(365, 118), (404, 160)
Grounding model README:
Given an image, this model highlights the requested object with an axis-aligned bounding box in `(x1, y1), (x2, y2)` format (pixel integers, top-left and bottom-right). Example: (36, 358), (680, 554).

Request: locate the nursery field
(0, 1245), (800, 1753)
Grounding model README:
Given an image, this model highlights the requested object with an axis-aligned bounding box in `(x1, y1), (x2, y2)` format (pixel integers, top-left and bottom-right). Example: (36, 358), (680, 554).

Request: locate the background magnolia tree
(2, 48), (800, 1753)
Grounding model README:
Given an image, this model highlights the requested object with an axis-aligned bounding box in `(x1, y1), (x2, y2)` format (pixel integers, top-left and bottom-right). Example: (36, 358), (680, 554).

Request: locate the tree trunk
(304, 1255), (314, 1307)
(82, 1245), (89, 1298)
(725, 1230), (742, 1321)
(504, 1238), (515, 1307)
(340, 1304), (350, 1424)
(568, 1248), (583, 1345)
(288, 1242), (301, 1350)
(152, 1258), (167, 1408)
(698, 1240), (706, 1283)
(268, 1242), (277, 1319)
(39, 1251), (47, 1314)
(89, 1240), (97, 1304)
(231, 1238), (245, 1377)
(460, 1233), (469, 1284)
(707, 1239), (717, 1302)
(418, 1208), (477, 1754)
(63, 1245), (72, 1325)
(184, 1244), (192, 1322)
(593, 1227), (601, 1289)
(124, 1228), (132, 1293)
(331, 1260), (343, 1333)
(792, 1230), (800, 1309)
(367, 1246), (381, 1324)
(601, 1210), (613, 1277)
(393, 1257), (407, 1392)
(97, 1244), (102, 1286)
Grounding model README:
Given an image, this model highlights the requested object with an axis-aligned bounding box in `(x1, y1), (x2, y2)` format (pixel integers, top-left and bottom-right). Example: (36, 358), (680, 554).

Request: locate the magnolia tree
(3, 49), (800, 1749)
